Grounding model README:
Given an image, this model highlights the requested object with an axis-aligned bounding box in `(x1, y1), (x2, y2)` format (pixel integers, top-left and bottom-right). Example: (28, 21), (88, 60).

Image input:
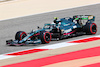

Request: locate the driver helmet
(54, 17), (58, 20)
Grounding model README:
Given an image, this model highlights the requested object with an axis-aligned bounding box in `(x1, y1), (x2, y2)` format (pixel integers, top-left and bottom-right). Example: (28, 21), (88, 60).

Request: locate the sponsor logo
(64, 24), (70, 26)
(88, 15), (93, 20)
(64, 28), (72, 33)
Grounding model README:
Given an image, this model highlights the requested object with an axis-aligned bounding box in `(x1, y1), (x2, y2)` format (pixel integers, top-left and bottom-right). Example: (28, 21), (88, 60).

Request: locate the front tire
(15, 31), (27, 41)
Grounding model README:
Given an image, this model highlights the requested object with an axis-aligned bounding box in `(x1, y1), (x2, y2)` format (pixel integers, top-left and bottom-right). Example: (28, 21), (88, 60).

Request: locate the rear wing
(73, 15), (95, 21)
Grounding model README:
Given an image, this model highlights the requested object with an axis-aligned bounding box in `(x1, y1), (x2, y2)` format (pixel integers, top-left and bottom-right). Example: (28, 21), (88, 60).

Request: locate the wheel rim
(45, 33), (50, 41)
(22, 34), (27, 39)
(20, 32), (27, 40)
(92, 25), (96, 32)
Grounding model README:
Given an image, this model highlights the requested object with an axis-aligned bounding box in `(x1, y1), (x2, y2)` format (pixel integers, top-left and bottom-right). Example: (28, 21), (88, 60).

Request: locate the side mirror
(37, 26), (40, 29)
(37, 26), (41, 29)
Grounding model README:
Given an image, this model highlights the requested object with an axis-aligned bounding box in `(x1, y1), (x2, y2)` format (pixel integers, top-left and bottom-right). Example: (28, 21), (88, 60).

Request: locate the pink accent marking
(63, 30), (76, 35)
(68, 37), (100, 43)
(6, 49), (49, 56)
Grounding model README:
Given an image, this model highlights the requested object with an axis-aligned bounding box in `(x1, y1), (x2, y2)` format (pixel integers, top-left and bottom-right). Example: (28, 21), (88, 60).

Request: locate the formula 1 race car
(6, 15), (97, 46)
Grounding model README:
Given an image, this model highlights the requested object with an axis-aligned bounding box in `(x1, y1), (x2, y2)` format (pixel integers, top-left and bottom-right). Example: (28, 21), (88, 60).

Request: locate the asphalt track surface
(0, 4), (100, 54)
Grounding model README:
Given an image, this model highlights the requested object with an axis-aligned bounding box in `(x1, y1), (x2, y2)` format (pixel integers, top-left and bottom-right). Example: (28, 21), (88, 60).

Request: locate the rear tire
(83, 23), (97, 34)
(15, 31), (27, 41)
(40, 31), (51, 44)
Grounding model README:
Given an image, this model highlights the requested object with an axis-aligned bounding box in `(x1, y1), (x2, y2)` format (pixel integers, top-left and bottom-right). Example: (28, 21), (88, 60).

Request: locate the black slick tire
(40, 31), (51, 44)
(15, 31), (27, 41)
(84, 23), (97, 35)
